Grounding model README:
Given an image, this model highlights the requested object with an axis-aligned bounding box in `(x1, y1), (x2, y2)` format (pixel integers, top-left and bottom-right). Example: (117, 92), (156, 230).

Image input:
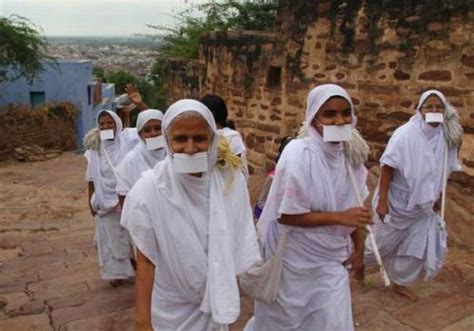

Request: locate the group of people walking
(84, 83), (462, 330)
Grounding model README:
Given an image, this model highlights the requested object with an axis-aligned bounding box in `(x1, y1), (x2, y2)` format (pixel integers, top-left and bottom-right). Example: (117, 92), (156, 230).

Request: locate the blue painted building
(0, 60), (115, 148)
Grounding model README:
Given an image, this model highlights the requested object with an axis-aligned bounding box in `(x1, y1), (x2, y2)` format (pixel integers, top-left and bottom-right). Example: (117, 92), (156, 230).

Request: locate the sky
(0, 0), (205, 37)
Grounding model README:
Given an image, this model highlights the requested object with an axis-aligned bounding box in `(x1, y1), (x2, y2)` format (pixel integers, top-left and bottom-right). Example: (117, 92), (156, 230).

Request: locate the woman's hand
(433, 195), (442, 212)
(375, 200), (389, 222)
(136, 321), (153, 331)
(338, 207), (372, 230)
(344, 251), (365, 281)
(88, 203), (96, 218)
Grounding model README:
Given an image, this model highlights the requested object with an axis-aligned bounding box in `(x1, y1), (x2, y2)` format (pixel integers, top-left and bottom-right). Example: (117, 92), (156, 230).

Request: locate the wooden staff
(346, 163), (391, 287)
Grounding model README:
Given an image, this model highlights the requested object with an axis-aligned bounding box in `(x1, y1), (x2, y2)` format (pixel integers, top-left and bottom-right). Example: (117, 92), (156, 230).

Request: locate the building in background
(0, 60), (115, 148)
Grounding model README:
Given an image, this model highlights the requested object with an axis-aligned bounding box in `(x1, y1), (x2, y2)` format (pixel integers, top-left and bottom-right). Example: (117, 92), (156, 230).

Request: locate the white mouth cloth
(322, 124), (353, 142)
(145, 135), (165, 150)
(100, 129), (114, 140)
(172, 151), (209, 173)
(425, 113), (444, 123)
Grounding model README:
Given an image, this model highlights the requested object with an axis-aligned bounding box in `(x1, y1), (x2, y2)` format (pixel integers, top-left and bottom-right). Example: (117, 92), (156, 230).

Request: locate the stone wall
(0, 103), (78, 161)
(167, 1), (474, 178)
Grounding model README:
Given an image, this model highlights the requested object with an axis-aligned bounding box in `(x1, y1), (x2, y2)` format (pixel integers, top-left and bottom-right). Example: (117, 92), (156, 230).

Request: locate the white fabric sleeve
(123, 128), (140, 148)
(230, 171), (262, 273)
(121, 188), (160, 266)
(380, 132), (406, 173)
(84, 150), (95, 181)
(115, 160), (132, 196)
(275, 146), (312, 216)
(228, 134), (246, 156)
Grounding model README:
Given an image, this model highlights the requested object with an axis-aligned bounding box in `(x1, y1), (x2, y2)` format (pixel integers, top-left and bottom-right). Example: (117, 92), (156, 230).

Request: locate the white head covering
(163, 99), (218, 172)
(136, 109), (164, 133)
(411, 89), (463, 148)
(305, 83), (356, 135)
(416, 89), (448, 113)
(304, 84), (356, 167)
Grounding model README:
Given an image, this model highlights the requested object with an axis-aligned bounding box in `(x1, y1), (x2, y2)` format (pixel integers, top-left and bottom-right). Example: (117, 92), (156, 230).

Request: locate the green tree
(107, 69), (160, 109)
(107, 70), (138, 95)
(0, 15), (53, 83)
(92, 66), (107, 82)
(149, 0), (278, 109)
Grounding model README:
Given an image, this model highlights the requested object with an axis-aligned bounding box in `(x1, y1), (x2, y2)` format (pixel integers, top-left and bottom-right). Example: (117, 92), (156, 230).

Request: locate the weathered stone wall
(167, 2), (474, 178)
(0, 103), (78, 161)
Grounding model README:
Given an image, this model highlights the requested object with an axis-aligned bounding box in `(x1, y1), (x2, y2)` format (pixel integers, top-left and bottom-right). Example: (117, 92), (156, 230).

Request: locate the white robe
(249, 84), (368, 331)
(84, 110), (137, 280)
(365, 112), (461, 285)
(120, 99), (261, 330)
(116, 141), (166, 196)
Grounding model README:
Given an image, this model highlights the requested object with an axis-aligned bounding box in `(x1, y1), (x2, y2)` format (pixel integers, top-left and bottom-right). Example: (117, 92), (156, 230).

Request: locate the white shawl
(121, 99), (261, 326)
(85, 110), (138, 214)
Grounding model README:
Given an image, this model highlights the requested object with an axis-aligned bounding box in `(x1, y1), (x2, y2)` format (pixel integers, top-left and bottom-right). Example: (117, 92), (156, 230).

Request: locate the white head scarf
(305, 84), (356, 167)
(136, 109), (164, 133)
(305, 83), (356, 134)
(416, 89), (448, 113)
(163, 99), (218, 172)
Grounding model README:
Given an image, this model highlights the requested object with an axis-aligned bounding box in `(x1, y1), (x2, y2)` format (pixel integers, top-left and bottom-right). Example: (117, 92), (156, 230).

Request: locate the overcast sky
(1, 0), (204, 36)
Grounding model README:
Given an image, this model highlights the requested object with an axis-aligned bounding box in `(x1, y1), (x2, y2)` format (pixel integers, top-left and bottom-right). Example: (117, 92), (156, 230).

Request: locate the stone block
(0, 314), (52, 331)
(392, 291), (474, 330)
(419, 70), (452, 82)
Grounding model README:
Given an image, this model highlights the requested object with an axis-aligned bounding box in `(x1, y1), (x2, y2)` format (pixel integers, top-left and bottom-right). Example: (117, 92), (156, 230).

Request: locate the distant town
(47, 36), (159, 78)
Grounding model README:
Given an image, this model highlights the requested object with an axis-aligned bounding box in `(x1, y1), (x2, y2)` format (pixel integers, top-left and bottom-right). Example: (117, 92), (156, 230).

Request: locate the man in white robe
(365, 89), (463, 300)
(247, 84), (371, 331)
(120, 99), (261, 330)
(84, 110), (136, 283)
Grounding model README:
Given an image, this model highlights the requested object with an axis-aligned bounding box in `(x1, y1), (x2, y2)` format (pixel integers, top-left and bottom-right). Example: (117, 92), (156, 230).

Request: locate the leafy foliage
(148, 0), (278, 109)
(0, 15), (54, 83)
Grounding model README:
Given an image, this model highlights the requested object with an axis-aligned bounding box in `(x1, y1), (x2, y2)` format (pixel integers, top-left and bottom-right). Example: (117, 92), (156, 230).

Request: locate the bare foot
(109, 279), (125, 288)
(392, 283), (418, 301)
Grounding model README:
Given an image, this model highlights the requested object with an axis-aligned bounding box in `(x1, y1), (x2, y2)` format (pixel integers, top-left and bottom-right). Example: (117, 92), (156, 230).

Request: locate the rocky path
(0, 153), (473, 330)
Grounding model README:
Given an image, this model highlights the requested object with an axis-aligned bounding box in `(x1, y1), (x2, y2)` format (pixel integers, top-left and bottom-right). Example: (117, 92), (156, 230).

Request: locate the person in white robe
(84, 110), (136, 284)
(247, 84), (371, 331)
(116, 109), (166, 204)
(120, 99), (261, 331)
(365, 89), (463, 300)
(201, 94), (249, 179)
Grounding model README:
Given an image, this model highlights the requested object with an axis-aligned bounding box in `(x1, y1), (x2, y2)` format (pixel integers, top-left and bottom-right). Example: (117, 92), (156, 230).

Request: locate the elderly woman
(116, 109), (166, 205)
(365, 89), (463, 301)
(247, 84), (371, 331)
(84, 110), (136, 285)
(120, 99), (261, 330)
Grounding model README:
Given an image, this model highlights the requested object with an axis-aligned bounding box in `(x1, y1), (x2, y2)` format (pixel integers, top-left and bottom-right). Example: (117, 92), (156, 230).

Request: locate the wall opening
(30, 91), (45, 108)
(266, 66), (281, 89)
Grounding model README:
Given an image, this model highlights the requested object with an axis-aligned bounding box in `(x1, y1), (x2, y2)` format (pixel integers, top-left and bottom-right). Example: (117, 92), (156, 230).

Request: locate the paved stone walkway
(0, 153), (473, 330)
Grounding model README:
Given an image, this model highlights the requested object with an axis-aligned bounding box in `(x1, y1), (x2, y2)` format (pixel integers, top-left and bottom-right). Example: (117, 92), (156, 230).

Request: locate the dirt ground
(0, 152), (473, 330)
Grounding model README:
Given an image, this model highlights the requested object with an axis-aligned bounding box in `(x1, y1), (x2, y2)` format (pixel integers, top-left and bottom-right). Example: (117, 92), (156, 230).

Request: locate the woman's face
(168, 115), (211, 154)
(420, 95), (444, 115)
(140, 119), (162, 140)
(98, 113), (116, 133)
(311, 97), (352, 136)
